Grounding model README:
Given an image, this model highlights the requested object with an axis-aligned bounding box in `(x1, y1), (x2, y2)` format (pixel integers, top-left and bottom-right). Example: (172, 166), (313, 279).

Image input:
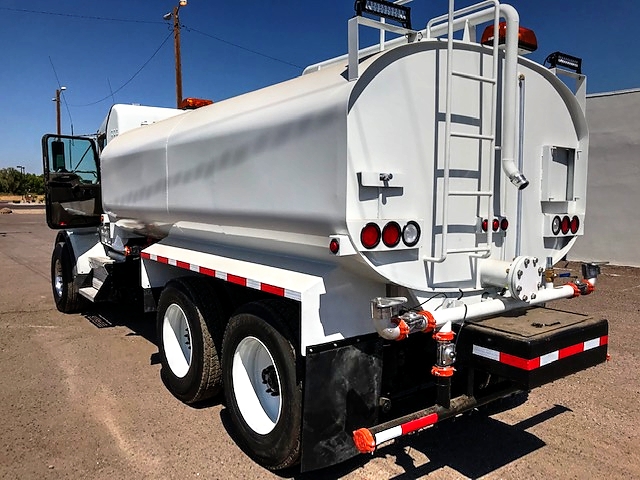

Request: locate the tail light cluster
(552, 215), (580, 235)
(360, 221), (421, 250)
(481, 217), (509, 232)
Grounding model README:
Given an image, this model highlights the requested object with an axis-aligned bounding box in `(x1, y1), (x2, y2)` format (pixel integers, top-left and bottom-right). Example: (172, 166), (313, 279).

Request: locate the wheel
(157, 278), (226, 404)
(51, 241), (84, 313)
(222, 301), (301, 470)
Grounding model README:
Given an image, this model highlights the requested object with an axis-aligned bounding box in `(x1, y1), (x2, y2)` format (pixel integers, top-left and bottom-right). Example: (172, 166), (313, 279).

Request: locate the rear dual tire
(222, 301), (302, 470)
(157, 278), (226, 404)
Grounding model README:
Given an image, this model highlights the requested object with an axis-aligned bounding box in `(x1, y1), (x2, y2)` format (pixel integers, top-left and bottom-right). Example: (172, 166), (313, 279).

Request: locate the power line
(0, 6), (163, 25)
(185, 25), (303, 70)
(70, 31), (173, 107)
(3, 5), (303, 72)
(49, 57), (74, 135)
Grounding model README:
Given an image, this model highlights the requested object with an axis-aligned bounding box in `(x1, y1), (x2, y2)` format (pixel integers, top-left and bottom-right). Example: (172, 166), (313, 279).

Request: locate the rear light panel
(353, 220), (422, 251)
(480, 217), (509, 234)
(545, 214), (583, 237)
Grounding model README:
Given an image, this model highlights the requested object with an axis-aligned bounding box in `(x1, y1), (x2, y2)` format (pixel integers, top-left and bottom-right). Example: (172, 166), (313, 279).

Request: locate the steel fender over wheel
(222, 301), (302, 470)
(157, 278), (226, 404)
(51, 241), (84, 313)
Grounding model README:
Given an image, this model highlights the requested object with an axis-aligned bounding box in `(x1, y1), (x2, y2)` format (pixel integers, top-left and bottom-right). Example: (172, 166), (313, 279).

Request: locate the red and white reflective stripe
(472, 335), (608, 371)
(374, 412), (439, 445)
(141, 252), (301, 301)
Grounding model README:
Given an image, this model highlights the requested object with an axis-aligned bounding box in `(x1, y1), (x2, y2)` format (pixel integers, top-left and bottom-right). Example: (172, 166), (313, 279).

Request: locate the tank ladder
(424, 0), (501, 263)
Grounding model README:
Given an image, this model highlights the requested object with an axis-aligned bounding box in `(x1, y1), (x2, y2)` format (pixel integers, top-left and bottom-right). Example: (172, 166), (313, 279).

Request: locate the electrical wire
(185, 25), (303, 70)
(70, 31), (173, 107)
(49, 56), (74, 134)
(0, 6), (164, 25)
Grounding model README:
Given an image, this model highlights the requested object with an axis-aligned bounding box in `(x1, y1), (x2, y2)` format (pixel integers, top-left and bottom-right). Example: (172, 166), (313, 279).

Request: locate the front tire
(157, 278), (225, 404)
(222, 301), (301, 470)
(51, 241), (84, 313)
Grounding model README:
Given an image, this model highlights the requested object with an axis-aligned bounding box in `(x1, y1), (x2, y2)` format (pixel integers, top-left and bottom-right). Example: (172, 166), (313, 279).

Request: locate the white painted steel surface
(101, 33), (588, 293)
(232, 336), (282, 435)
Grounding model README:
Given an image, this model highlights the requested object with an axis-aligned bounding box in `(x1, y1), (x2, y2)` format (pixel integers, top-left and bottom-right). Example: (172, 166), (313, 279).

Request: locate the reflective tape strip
(472, 335), (608, 370)
(372, 413), (439, 447)
(141, 252), (300, 300)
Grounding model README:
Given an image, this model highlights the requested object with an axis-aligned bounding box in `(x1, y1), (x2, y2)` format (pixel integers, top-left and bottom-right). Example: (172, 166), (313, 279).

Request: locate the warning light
(481, 22), (538, 53)
(179, 98), (213, 110)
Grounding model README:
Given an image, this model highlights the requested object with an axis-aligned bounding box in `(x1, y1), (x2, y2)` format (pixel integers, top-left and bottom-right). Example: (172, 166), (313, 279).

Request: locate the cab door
(42, 135), (102, 229)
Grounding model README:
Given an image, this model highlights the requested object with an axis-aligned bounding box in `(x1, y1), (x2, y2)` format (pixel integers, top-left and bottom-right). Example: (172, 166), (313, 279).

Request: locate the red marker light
(570, 216), (580, 234)
(382, 222), (401, 248)
(329, 238), (340, 254)
(361, 223), (381, 249)
(561, 216), (570, 235)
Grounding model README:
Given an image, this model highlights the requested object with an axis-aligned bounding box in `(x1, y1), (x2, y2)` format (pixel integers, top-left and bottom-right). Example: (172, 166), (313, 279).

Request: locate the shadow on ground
(76, 302), (571, 480)
(295, 404), (570, 479)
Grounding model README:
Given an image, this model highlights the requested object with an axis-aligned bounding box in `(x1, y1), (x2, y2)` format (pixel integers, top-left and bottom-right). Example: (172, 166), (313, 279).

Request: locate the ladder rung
(451, 70), (497, 84)
(448, 190), (493, 197)
(446, 246), (491, 255)
(450, 131), (494, 141)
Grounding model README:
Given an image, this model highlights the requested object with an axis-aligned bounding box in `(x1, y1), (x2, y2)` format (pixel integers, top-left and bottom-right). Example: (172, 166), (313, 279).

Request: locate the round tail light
(329, 238), (340, 254)
(402, 221), (421, 247)
(382, 222), (401, 248)
(500, 218), (509, 231)
(492, 218), (500, 231)
(552, 216), (561, 235)
(481, 219), (488, 232)
(561, 216), (570, 235)
(361, 223), (381, 249)
(570, 216), (580, 234)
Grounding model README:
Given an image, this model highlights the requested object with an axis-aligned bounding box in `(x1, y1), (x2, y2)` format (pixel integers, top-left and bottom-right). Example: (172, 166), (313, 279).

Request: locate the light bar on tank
(354, 0), (412, 29)
(544, 51), (582, 74)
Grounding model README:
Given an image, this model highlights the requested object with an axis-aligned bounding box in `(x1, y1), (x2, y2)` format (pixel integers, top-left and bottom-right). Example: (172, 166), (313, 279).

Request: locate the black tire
(51, 241), (84, 313)
(157, 277), (226, 404)
(222, 301), (301, 470)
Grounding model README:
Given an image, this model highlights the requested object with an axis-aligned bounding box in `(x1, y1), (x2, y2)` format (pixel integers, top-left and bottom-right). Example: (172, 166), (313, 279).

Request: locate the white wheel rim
(162, 303), (192, 378)
(232, 336), (282, 435)
(53, 259), (64, 299)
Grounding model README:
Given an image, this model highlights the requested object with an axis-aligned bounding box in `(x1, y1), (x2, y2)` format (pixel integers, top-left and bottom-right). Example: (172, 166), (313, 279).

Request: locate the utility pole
(53, 86), (66, 135)
(164, 1), (187, 108)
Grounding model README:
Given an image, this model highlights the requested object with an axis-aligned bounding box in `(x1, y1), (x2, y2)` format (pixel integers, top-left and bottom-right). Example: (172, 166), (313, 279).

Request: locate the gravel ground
(1, 211), (638, 479)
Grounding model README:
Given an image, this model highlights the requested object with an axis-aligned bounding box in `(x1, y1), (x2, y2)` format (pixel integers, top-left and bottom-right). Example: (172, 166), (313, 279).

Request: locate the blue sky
(1, 0), (637, 174)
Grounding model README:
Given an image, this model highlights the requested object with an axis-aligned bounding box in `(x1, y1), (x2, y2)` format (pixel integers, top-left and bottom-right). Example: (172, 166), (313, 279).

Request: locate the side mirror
(51, 140), (66, 171)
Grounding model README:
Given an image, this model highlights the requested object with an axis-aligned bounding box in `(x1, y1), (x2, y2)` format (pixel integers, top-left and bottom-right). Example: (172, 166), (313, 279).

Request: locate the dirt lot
(1, 210), (638, 479)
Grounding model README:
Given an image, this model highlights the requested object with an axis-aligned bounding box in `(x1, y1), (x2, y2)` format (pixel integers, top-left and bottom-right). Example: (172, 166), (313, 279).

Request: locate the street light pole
(165, 0), (187, 109)
(53, 86), (67, 135)
(16, 165), (25, 201)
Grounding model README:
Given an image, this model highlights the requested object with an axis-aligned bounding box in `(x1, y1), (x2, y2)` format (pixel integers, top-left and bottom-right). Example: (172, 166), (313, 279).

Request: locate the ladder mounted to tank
(423, 0), (529, 263)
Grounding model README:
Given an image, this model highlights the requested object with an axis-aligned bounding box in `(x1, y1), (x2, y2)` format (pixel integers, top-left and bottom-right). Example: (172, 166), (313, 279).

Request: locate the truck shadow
(293, 404), (571, 480)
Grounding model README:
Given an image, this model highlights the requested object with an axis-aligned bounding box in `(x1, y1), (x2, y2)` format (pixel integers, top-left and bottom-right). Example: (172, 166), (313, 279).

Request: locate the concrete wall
(569, 89), (640, 267)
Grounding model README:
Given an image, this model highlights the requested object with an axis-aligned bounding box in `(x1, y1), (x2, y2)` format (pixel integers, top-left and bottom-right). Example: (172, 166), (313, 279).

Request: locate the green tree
(0, 168), (21, 194)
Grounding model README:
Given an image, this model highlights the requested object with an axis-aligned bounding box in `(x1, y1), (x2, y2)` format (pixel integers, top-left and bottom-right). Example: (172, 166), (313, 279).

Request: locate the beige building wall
(569, 89), (640, 267)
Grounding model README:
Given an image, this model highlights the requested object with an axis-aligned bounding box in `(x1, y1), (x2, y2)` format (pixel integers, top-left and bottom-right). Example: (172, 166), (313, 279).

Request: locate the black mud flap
(456, 307), (608, 389)
(300, 336), (382, 472)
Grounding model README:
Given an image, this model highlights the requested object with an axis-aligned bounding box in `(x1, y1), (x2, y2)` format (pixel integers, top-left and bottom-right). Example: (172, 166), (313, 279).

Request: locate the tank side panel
(101, 69), (352, 241)
(165, 83), (350, 237)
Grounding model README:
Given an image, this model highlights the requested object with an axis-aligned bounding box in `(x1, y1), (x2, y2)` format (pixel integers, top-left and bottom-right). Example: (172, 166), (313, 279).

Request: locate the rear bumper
(300, 307), (608, 471)
(456, 307), (609, 389)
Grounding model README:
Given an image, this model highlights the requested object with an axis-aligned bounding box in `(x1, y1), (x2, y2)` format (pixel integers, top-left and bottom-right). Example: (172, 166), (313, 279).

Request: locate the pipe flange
(507, 256), (542, 301)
